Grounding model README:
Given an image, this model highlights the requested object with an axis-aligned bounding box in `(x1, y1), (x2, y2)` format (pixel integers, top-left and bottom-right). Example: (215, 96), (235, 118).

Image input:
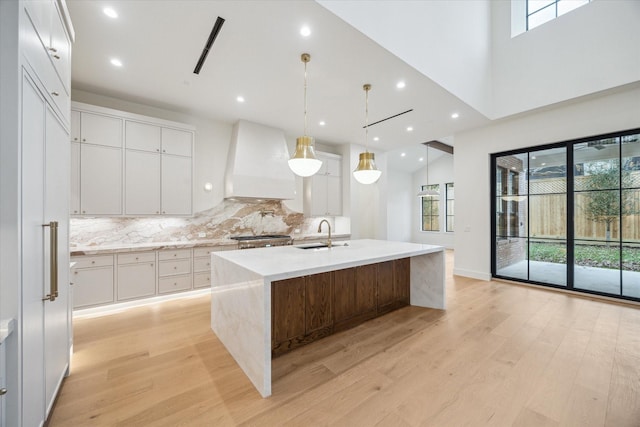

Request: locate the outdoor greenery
(529, 241), (640, 271)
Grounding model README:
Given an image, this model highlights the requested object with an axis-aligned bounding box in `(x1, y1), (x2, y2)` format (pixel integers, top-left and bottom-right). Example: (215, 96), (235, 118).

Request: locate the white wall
(386, 170), (412, 242)
(317, 0), (493, 116)
(492, 0), (640, 118)
(454, 85), (640, 281)
(411, 152), (455, 248)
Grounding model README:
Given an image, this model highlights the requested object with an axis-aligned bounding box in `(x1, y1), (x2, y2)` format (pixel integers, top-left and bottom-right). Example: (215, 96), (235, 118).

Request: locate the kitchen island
(210, 239), (445, 397)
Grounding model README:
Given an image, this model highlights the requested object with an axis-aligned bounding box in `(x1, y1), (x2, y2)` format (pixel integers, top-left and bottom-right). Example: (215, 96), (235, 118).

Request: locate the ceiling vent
(193, 16), (225, 75)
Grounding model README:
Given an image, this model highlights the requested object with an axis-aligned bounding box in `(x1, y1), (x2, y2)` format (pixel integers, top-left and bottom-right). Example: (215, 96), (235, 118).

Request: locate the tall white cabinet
(0, 1), (74, 425)
(304, 151), (343, 217)
(70, 103), (194, 217)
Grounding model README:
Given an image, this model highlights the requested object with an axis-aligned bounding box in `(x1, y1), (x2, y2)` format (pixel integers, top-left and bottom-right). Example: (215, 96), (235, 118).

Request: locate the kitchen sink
(295, 243), (348, 250)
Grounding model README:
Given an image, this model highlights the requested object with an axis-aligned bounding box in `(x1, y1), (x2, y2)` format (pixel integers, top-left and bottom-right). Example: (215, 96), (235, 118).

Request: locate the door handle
(42, 221), (58, 302)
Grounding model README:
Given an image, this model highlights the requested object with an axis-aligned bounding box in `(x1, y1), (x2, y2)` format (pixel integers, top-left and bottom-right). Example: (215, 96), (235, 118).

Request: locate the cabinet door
(271, 277), (305, 347)
(70, 110), (80, 142)
(305, 272), (332, 334)
(117, 262), (156, 300)
(326, 158), (341, 177)
(161, 128), (192, 156)
(125, 121), (161, 152)
(72, 267), (114, 308)
(70, 141), (80, 215)
(161, 155), (192, 215)
(394, 258), (411, 303)
(377, 261), (395, 310)
(332, 267), (356, 324)
(24, 0), (52, 49)
(49, 2), (71, 92)
(326, 175), (342, 216)
(356, 264), (377, 315)
(125, 150), (160, 215)
(80, 112), (122, 147)
(310, 175), (328, 216)
(80, 144), (122, 215)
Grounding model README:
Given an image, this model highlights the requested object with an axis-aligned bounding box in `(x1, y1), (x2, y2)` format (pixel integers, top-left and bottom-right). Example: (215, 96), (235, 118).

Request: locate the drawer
(159, 274), (192, 294)
(72, 255), (114, 269)
(117, 252), (156, 265)
(193, 271), (210, 289)
(193, 257), (211, 272)
(158, 249), (191, 261)
(193, 246), (217, 258)
(158, 259), (191, 277)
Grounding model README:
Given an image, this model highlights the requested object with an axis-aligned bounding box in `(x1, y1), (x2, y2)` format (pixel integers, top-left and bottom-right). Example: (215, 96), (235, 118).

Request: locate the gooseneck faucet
(318, 219), (332, 248)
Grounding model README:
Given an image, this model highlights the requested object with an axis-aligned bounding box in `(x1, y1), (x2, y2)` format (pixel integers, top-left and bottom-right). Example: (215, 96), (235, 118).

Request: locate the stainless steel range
(230, 234), (293, 249)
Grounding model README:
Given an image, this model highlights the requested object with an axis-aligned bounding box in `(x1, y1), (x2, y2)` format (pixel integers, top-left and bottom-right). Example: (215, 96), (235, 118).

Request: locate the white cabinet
(158, 249), (192, 294)
(161, 128), (192, 156)
(304, 152), (343, 217)
(71, 111), (122, 147)
(125, 150), (161, 215)
(193, 247), (215, 289)
(80, 144), (122, 215)
(72, 256), (115, 308)
(117, 252), (156, 301)
(70, 141), (80, 215)
(161, 155), (192, 215)
(125, 121), (161, 152)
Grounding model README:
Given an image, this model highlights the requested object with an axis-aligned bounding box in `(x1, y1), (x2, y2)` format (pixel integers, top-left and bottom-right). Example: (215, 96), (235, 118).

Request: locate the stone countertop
(212, 239), (444, 282)
(69, 234), (351, 256)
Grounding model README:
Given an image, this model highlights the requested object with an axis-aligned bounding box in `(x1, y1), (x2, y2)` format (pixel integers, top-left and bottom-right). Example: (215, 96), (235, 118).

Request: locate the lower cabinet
(71, 256), (115, 308)
(271, 258), (411, 357)
(117, 252), (156, 301)
(71, 245), (224, 309)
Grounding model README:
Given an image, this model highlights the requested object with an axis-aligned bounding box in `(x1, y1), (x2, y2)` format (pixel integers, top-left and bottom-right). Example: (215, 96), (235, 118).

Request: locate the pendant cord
(364, 86), (369, 153)
(303, 60), (308, 137)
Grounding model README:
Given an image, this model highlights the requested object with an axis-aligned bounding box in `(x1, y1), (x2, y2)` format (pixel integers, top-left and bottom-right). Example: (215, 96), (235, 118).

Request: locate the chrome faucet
(318, 219), (332, 248)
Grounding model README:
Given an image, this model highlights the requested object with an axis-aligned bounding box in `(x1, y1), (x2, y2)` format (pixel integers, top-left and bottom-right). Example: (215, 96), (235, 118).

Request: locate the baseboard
(73, 288), (211, 319)
(453, 268), (491, 281)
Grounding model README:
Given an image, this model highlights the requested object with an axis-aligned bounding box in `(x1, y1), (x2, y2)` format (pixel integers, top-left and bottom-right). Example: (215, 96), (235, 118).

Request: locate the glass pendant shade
(353, 152), (382, 184)
(288, 136), (322, 177)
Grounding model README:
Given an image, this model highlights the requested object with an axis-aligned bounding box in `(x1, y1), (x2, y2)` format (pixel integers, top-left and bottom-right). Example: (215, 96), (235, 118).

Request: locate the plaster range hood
(225, 120), (296, 200)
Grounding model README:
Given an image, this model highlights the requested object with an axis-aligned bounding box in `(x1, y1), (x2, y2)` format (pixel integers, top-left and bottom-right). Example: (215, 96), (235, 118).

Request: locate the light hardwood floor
(50, 251), (640, 426)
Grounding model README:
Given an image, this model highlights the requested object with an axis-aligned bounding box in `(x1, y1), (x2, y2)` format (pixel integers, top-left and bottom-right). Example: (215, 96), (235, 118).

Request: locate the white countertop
(213, 239), (444, 281)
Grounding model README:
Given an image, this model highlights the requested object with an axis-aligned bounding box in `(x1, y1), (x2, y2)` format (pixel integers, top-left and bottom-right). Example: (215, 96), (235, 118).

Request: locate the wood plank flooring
(49, 251), (640, 426)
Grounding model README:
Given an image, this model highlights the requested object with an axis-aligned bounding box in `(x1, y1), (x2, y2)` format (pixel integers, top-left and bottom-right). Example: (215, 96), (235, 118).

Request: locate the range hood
(225, 120), (295, 200)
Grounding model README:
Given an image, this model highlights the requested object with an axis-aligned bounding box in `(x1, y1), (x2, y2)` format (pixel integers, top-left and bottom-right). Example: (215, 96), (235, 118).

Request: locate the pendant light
(353, 84), (382, 185)
(417, 143), (439, 197)
(288, 53), (322, 177)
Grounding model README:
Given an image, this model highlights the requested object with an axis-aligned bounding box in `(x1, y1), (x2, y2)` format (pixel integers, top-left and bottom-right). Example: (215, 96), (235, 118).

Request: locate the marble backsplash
(70, 200), (333, 247)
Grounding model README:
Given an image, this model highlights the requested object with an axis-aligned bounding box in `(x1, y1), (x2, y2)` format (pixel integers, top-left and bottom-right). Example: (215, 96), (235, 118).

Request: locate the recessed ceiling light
(531, 156), (537, 160)
(396, 81), (406, 89)
(236, 96), (245, 103)
(541, 162), (546, 166)
(319, 121), (325, 126)
(400, 152), (406, 157)
(419, 157), (424, 162)
(373, 137), (379, 141)
(451, 112), (459, 119)
(300, 26), (311, 37)
(406, 126), (413, 132)
(103, 7), (118, 18)
(110, 58), (123, 67)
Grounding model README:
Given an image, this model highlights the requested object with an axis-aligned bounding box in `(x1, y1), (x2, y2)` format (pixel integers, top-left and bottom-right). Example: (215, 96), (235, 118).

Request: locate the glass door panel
(495, 153), (528, 280)
(528, 146), (567, 285)
(573, 138), (621, 295)
(621, 133), (640, 298)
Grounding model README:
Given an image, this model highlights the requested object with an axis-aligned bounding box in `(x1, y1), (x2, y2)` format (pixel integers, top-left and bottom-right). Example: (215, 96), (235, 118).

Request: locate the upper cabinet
(304, 152), (343, 217)
(70, 102), (195, 217)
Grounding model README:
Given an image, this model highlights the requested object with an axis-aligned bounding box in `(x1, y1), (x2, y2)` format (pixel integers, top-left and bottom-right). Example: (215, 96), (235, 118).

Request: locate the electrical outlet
(198, 232), (206, 238)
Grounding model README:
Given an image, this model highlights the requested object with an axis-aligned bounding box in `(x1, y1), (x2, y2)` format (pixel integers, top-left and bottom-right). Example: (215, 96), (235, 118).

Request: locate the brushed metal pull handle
(51, 91), (59, 96)
(0, 388), (7, 396)
(48, 47), (57, 53)
(52, 54), (61, 60)
(74, 137), (78, 141)
(82, 138), (86, 142)
(42, 221), (58, 302)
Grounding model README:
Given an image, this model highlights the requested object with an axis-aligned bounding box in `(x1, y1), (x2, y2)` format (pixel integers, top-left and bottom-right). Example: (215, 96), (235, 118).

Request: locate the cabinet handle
(156, 211), (159, 214)
(135, 257), (139, 260)
(156, 149), (160, 152)
(82, 210), (86, 213)
(150, 263), (154, 267)
(74, 137), (78, 141)
(162, 211), (166, 214)
(162, 149), (166, 153)
(52, 54), (61, 60)
(174, 266), (177, 270)
(91, 261), (95, 264)
(0, 388), (7, 396)
(74, 271), (78, 275)
(51, 91), (59, 97)
(73, 210), (77, 213)
(48, 47), (58, 53)
(42, 221), (58, 302)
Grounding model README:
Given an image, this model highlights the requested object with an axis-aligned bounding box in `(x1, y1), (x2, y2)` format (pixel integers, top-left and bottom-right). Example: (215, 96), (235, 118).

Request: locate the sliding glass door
(492, 129), (640, 303)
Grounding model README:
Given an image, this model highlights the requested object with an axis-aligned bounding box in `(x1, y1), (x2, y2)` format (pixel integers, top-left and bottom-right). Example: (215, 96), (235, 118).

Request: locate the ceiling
(67, 0), (489, 170)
